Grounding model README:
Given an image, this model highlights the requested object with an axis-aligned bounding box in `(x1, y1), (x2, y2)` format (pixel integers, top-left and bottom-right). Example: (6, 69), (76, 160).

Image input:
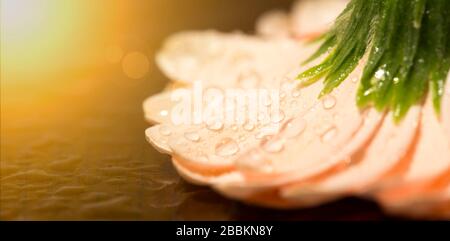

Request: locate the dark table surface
(1, 0), (401, 220)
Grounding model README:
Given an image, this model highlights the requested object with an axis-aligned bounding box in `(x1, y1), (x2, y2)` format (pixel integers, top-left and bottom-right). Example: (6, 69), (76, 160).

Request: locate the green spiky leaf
(298, 0), (450, 121)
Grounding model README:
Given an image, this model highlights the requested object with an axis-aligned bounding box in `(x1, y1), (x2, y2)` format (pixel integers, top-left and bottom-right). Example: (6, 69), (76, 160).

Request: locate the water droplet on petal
(344, 156), (353, 165)
(261, 136), (285, 153)
(247, 149), (264, 162)
(184, 131), (200, 142)
(215, 138), (240, 157)
(243, 122), (255, 131)
(321, 126), (337, 143)
(258, 112), (269, 122)
(197, 154), (210, 163)
(159, 125), (172, 136)
(255, 131), (270, 140)
(281, 118), (306, 139)
(238, 149), (265, 170)
(263, 98), (272, 107)
(160, 110), (169, 117)
(238, 70), (261, 89)
(271, 110), (285, 123)
(322, 96), (336, 110)
(206, 119), (224, 131)
(292, 89), (301, 97)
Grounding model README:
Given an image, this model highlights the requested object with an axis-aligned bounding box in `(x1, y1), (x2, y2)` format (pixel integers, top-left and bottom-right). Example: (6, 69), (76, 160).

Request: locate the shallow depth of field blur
(1, 0), (393, 220)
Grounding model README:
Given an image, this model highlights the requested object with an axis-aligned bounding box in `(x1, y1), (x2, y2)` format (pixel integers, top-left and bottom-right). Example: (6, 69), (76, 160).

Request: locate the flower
(143, 0), (450, 219)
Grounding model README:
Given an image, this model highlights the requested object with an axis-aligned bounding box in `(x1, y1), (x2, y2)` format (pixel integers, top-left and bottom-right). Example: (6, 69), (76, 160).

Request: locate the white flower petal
(281, 106), (421, 206)
(147, 32), (322, 178)
(143, 91), (176, 124)
(442, 72), (450, 145)
(376, 96), (450, 217)
(256, 10), (291, 38)
(291, 0), (349, 39)
(156, 31), (315, 88)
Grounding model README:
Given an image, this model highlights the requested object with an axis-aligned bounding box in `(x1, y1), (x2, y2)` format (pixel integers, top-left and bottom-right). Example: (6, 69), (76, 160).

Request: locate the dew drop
(184, 131), (200, 142)
(238, 149), (264, 171)
(160, 110), (169, 117)
(255, 131), (270, 140)
(238, 135), (247, 142)
(247, 150), (264, 163)
(261, 136), (285, 153)
(281, 118), (306, 139)
(321, 126), (337, 143)
(271, 110), (285, 123)
(243, 122), (255, 131)
(231, 125), (239, 131)
(206, 119), (224, 131)
(238, 70), (261, 89)
(196, 153), (210, 163)
(375, 69), (386, 80)
(344, 156), (353, 165)
(159, 125), (172, 136)
(292, 89), (301, 98)
(258, 112), (268, 122)
(322, 96), (336, 110)
(215, 138), (240, 157)
(263, 97), (272, 107)
(413, 20), (421, 29)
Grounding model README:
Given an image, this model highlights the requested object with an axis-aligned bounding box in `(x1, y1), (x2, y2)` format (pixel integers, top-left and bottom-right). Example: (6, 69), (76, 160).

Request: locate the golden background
(1, 0), (390, 220)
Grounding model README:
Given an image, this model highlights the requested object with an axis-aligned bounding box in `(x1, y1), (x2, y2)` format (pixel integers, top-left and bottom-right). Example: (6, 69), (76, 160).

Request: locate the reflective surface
(1, 0), (393, 220)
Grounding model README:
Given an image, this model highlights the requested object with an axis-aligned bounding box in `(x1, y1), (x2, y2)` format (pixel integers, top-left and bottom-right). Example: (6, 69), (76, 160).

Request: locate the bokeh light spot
(122, 52), (150, 79)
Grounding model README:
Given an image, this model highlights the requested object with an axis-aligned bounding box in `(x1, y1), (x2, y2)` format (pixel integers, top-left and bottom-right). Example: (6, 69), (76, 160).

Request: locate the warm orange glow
(105, 45), (124, 64)
(2, 0), (82, 75)
(0, 0), (129, 89)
